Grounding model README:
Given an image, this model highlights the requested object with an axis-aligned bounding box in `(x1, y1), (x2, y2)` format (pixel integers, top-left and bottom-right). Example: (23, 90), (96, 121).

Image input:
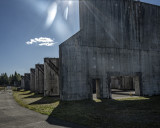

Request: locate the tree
(0, 72), (21, 86)
(13, 71), (21, 86)
(0, 73), (9, 85)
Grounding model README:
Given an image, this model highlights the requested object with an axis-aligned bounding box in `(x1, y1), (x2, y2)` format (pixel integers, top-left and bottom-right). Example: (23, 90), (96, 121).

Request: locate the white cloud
(39, 43), (54, 46)
(26, 37), (56, 47)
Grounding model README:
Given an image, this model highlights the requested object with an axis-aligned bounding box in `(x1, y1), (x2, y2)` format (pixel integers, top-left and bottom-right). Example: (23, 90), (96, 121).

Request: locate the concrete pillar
(21, 76), (25, 89)
(24, 73), (30, 90)
(30, 68), (35, 92)
(44, 58), (59, 96)
(35, 64), (44, 94)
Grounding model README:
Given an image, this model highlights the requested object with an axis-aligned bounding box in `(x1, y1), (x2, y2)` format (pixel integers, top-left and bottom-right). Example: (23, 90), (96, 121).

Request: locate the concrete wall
(30, 68), (35, 92)
(60, 0), (160, 100)
(44, 58), (59, 96)
(24, 73), (30, 90)
(35, 64), (44, 94)
(21, 76), (25, 89)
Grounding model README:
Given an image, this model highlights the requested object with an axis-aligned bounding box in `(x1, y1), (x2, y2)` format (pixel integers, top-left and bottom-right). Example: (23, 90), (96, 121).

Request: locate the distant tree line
(0, 72), (21, 86)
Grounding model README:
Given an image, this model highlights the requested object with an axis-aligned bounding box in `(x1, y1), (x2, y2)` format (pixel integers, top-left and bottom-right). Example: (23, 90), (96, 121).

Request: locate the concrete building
(59, 0), (160, 100)
(35, 64), (44, 94)
(21, 76), (25, 89)
(44, 58), (59, 96)
(24, 73), (30, 90)
(30, 68), (35, 92)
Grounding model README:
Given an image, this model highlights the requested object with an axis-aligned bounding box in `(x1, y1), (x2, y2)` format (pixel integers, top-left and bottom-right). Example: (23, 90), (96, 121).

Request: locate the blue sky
(0, 0), (79, 75)
(0, 0), (160, 75)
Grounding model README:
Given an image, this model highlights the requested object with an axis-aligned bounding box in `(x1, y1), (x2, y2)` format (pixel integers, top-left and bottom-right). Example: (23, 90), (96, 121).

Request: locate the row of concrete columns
(21, 58), (59, 96)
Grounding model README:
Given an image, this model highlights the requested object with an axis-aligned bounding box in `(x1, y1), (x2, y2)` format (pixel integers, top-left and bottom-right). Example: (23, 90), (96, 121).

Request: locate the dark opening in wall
(110, 75), (140, 99)
(92, 79), (100, 99)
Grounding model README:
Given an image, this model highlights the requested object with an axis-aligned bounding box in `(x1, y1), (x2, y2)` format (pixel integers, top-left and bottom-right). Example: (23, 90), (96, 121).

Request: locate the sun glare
(69, 1), (72, 5)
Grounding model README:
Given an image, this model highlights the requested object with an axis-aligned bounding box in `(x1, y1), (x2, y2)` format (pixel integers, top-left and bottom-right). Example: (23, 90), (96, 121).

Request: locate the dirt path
(0, 89), (86, 128)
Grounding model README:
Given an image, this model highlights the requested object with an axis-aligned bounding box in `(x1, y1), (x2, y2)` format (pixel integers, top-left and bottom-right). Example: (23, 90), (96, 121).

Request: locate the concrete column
(30, 68), (35, 92)
(35, 64), (44, 94)
(44, 58), (59, 96)
(24, 73), (30, 90)
(21, 76), (25, 89)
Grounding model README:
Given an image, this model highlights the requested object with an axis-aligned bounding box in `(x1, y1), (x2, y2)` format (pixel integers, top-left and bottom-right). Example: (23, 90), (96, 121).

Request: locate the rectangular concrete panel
(30, 68), (35, 92)
(35, 64), (44, 94)
(60, 0), (160, 100)
(24, 73), (30, 90)
(44, 58), (59, 96)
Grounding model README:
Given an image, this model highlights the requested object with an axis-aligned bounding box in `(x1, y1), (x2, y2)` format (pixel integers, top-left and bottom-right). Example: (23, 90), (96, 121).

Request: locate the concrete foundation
(35, 64), (44, 94)
(30, 68), (35, 92)
(24, 73), (30, 90)
(44, 58), (59, 96)
(60, 0), (160, 100)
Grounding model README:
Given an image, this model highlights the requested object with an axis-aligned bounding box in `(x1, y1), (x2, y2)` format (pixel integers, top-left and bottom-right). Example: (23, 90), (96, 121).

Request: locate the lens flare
(46, 2), (57, 27)
(64, 6), (69, 20)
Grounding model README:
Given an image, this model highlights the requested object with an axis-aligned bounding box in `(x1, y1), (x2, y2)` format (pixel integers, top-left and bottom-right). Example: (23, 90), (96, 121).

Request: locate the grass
(0, 86), (5, 91)
(13, 90), (160, 128)
(13, 90), (59, 115)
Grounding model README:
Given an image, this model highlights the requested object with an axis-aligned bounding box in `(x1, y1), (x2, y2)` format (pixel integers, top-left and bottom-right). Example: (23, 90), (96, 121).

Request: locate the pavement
(0, 88), (86, 128)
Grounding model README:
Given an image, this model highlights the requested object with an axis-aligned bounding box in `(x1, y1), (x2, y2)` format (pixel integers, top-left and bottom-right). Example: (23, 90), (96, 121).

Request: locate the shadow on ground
(20, 91), (33, 95)
(29, 96), (60, 105)
(46, 115), (87, 128)
(46, 96), (160, 128)
(15, 90), (160, 128)
(24, 93), (43, 99)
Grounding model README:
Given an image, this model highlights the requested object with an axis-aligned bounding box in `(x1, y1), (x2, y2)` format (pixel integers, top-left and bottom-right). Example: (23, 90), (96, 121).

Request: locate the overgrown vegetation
(13, 90), (160, 128)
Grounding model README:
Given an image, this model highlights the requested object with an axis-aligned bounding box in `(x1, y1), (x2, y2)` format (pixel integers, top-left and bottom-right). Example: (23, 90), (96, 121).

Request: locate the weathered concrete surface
(111, 76), (134, 90)
(60, 0), (160, 100)
(44, 58), (59, 96)
(30, 68), (35, 92)
(21, 76), (25, 89)
(0, 89), (86, 128)
(24, 73), (30, 90)
(35, 64), (44, 94)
